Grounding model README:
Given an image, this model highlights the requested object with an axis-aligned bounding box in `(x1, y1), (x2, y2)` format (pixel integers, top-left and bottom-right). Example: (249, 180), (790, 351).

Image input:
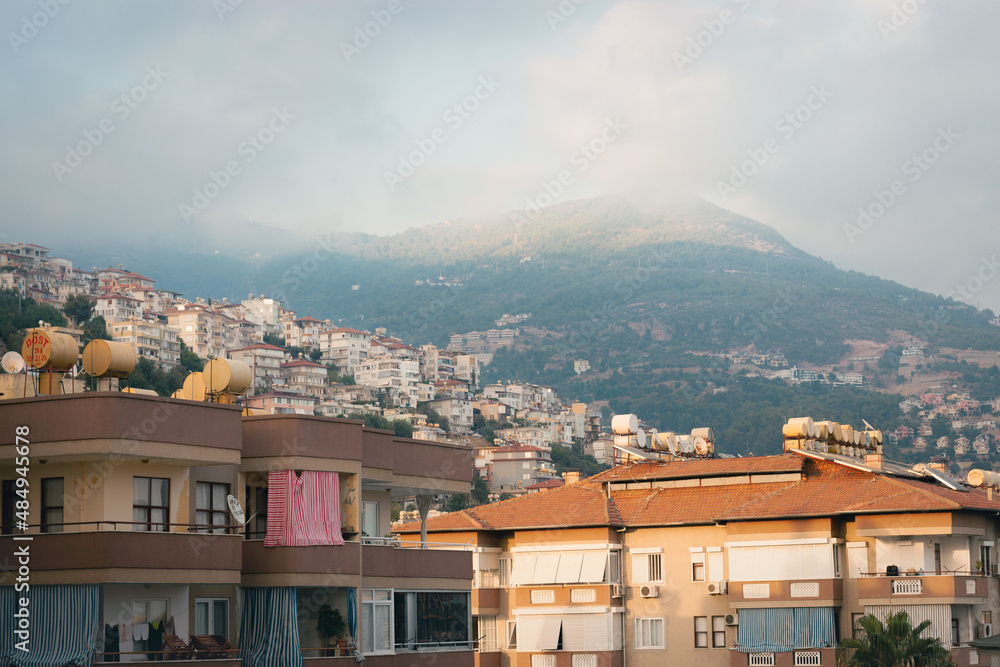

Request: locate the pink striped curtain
(264, 470), (345, 547)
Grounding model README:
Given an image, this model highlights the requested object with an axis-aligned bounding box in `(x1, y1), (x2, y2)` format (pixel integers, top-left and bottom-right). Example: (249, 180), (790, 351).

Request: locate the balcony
(242, 539), (361, 586)
(726, 579), (843, 606)
(0, 392), (243, 464)
(856, 573), (987, 604)
(0, 522), (242, 586)
(363, 541), (473, 582)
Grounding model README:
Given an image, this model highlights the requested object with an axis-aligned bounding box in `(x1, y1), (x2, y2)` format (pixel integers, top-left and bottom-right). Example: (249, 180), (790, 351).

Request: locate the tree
(446, 493), (470, 512)
(62, 294), (94, 325)
(837, 611), (954, 667)
(81, 316), (111, 342)
(263, 333), (284, 346)
(309, 348), (323, 361)
(179, 340), (204, 372)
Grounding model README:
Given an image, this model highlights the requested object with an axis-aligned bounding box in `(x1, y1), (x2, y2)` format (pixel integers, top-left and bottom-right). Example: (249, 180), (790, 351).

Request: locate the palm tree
(837, 611), (955, 667)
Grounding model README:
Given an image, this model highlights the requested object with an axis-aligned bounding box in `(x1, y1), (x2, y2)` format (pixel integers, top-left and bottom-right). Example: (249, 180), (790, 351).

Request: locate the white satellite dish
(227, 495), (246, 525)
(2, 352), (25, 374)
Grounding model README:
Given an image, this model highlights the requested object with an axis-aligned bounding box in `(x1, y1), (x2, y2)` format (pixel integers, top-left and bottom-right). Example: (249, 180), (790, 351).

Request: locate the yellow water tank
(82, 340), (137, 378)
(21, 329), (78, 370)
(203, 358), (253, 394)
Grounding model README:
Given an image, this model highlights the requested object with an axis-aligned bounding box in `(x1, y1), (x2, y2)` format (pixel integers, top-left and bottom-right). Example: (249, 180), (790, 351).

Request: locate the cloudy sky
(3, 0), (999, 311)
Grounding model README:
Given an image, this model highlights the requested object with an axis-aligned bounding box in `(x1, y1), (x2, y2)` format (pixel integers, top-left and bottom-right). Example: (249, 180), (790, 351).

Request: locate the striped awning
(239, 587), (304, 667)
(736, 607), (836, 653)
(0, 584), (99, 666)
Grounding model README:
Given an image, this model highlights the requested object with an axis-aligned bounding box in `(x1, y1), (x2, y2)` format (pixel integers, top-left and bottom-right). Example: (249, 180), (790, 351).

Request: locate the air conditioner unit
(638, 585), (659, 598)
(725, 613), (739, 626)
(707, 581), (728, 595)
(985, 623), (994, 638)
(611, 583), (623, 598)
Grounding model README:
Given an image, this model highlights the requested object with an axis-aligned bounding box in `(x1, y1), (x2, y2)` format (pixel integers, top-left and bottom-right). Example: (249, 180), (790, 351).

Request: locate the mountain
(59, 192), (1000, 455)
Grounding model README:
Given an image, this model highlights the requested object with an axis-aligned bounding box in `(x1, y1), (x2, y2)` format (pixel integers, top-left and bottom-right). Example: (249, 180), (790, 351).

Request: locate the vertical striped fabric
(263, 470), (292, 546)
(864, 604), (952, 649)
(0, 584), (99, 666)
(736, 607), (836, 653)
(264, 471), (345, 546)
(238, 587), (304, 667)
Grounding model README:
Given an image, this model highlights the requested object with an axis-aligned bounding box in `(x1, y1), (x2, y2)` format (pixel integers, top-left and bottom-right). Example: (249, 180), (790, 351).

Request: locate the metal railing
(2, 520), (244, 535)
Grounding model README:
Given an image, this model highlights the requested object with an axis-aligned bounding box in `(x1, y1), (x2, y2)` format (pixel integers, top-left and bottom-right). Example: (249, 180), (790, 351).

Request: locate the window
(41, 478), (63, 533)
(195, 598), (229, 636)
(362, 589), (393, 654)
(712, 616), (726, 648)
(691, 551), (706, 582)
(952, 618), (960, 646)
(834, 545), (842, 578)
(981, 544), (992, 574)
(476, 615), (498, 652)
(506, 620), (517, 649)
(609, 550), (622, 584)
(362, 500), (379, 539)
(196, 482), (229, 534)
(394, 591), (470, 651)
(132, 598), (168, 653)
(635, 618), (665, 649)
(499, 556), (512, 587)
(133, 477), (169, 531)
(694, 616), (708, 648)
(632, 551), (663, 584)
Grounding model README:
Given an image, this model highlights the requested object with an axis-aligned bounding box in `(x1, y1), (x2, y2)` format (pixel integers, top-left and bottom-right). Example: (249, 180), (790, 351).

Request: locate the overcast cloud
(2, 0), (998, 311)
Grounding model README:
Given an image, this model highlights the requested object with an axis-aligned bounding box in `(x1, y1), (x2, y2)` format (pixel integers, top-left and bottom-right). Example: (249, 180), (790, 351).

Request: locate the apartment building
(354, 356), (421, 408)
(282, 358), (329, 394)
(284, 315), (328, 349)
(167, 304), (233, 360)
(321, 327), (372, 375)
(110, 318), (182, 369)
(407, 451), (1000, 667)
(95, 294), (143, 325)
(484, 444), (558, 492)
(228, 342), (288, 392)
(426, 397), (475, 434)
(0, 391), (473, 666)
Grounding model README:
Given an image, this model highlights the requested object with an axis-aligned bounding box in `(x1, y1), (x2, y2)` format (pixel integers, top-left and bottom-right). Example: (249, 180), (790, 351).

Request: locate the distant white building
(319, 327), (371, 374)
(354, 355), (421, 408)
(574, 359), (591, 374)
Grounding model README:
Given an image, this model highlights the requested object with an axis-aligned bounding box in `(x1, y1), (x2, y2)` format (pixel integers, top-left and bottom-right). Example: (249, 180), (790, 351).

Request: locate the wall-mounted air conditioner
(611, 583), (623, 598)
(725, 612), (739, 626)
(638, 585), (659, 598)
(707, 581), (728, 595)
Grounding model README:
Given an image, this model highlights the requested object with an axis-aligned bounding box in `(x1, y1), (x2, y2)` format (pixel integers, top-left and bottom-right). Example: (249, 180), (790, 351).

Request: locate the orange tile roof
(406, 455), (1000, 535)
(397, 484), (622, 533)
(584, 455), (804, 484)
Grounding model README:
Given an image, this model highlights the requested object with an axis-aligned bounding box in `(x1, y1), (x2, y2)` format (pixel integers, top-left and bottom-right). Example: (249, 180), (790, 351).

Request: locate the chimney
(864, 453), (883, 470)
(928, 461), (947, 472)
(563, 470), (581, 485)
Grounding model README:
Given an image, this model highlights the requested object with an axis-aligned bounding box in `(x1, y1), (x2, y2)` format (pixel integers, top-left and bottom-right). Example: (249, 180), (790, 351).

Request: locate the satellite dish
(227, 495), (246, 525)
(2, 352), (25, 374)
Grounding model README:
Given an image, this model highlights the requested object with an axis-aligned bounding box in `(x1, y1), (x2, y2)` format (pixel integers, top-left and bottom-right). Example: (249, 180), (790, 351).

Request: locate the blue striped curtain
(238, 587), (303, 667)
(736, 607), (836, 653)
(0, 584), (99, 666)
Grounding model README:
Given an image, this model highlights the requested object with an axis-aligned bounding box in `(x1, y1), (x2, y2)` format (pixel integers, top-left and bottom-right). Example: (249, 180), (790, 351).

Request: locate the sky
(2, 0), (999, 312)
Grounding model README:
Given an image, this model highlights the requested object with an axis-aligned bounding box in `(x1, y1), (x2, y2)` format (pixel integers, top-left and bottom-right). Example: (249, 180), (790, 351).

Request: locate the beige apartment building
(406, 453), (1000, 667)
(0, 391), (473, 666)
(110, 318), (182, 369)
